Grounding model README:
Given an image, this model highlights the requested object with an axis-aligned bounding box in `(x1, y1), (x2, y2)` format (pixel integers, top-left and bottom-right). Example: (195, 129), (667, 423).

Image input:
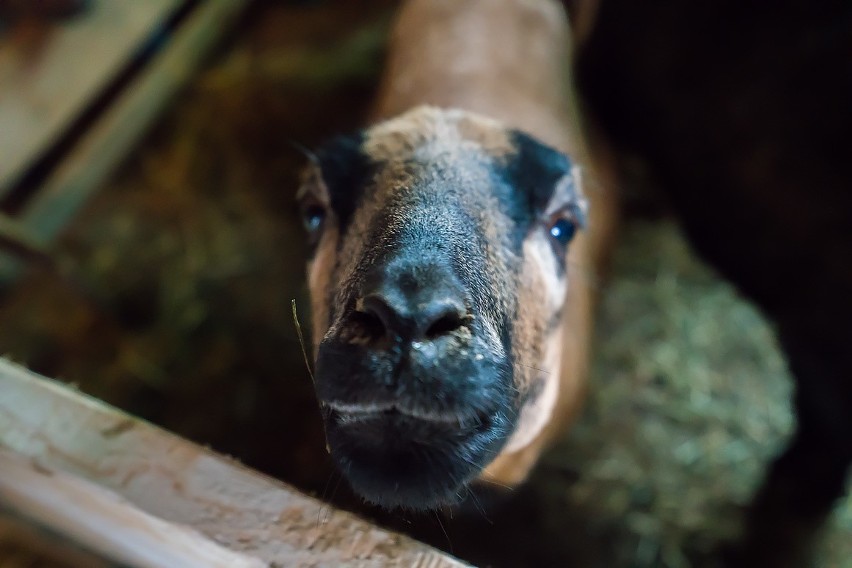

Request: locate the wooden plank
(0, 0), (183, 196)
(0, 212), (46, 257)
(0, 359), (469, 568)
(0, 449), (266, 568)
(0, 510), (115, 568)
(20, 0), (246, 242)
(0, 0), (246, 282)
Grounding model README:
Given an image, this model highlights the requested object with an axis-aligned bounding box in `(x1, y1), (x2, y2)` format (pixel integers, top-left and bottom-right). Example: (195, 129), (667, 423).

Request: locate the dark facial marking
(314, 131), (372, 234)
(496, 130), (584, 276)
(505, 130), (574, 214)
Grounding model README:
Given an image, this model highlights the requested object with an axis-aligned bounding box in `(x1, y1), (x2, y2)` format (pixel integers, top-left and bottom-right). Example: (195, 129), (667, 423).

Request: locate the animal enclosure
(0, 1), (850, 567)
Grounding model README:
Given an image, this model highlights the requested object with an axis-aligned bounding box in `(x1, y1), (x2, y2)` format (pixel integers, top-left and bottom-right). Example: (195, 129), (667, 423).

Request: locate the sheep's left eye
(302, 205), (326, 233)
(548, 216), (577, 246)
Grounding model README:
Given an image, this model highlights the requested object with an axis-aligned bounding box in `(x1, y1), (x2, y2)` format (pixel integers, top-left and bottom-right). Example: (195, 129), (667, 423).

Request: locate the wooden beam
(0, 449), (266, 568)
(0, 359), (468, 567)
(0, 212), (46, 259)
(0, 0), (183, 196)
(18, 0), (246, 243)
(0, 0), (246, 282)
(0, 510), (115, 568)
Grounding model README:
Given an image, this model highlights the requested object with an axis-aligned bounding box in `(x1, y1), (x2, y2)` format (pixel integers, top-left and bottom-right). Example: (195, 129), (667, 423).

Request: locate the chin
(323, 404), (512, 510)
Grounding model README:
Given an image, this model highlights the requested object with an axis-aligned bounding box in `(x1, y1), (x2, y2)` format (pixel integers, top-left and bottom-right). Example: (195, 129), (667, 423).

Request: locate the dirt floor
(0, 2), (850, 566)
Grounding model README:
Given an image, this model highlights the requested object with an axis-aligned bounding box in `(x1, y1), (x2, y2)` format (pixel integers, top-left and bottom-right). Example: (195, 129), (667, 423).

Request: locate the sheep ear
(505, 130), (577, 213)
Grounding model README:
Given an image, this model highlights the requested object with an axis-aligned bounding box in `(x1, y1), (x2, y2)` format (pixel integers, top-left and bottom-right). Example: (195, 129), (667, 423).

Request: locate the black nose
(356, 264), (468, 342)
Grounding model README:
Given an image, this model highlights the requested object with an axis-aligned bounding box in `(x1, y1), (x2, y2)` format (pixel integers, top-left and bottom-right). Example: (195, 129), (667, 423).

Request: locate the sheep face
(298, 106), (585, 510)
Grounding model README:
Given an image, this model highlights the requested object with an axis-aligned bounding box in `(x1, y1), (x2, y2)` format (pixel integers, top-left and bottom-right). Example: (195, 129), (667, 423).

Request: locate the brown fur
(372, 0), (616, 486)
(298, 0), (616, 502)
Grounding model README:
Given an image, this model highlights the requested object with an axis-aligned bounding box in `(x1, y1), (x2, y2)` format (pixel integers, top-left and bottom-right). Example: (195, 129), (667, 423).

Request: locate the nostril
(358, 292), (468, 341)
(350, 309), (386, 340)
(425, 310), (465, 338)
(358, 294), (398, 340)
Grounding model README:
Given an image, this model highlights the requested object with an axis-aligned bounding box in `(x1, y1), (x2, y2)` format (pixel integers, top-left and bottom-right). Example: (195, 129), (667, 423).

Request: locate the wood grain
(0, 449), (266, 568)
(0, 359), (468, 567)
(0, 0), (182, 196)
(0, 0), (246, 282)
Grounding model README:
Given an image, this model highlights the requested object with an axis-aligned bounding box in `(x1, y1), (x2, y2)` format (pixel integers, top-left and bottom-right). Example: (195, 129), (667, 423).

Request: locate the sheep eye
(301, 204), (326, 235)
(548, 215), (577, 247)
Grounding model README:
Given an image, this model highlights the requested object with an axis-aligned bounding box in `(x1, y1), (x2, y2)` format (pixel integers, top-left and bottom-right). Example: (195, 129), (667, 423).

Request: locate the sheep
(297, 0), (616, 510)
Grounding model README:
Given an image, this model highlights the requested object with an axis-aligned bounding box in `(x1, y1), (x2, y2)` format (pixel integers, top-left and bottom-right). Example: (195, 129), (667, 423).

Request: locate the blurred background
(0, 1), (849, 566)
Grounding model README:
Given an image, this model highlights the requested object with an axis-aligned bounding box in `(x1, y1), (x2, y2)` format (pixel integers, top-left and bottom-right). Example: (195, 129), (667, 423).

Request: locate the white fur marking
(503, 232), (566, 452)
(504, 328), (562, 453)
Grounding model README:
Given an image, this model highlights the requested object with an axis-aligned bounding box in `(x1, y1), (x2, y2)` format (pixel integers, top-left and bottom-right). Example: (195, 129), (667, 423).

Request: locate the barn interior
(0, 1), (849, 566)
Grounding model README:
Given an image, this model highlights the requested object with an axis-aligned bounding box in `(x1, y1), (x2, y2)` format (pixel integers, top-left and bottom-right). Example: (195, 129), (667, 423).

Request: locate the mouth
(322, 400), (508, 510)
(313, 333), (516, 510)
(326, 400), (490, 428)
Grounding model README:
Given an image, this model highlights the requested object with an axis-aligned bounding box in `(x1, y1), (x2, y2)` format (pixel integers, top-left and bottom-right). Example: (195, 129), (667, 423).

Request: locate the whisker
(466, 485), (493, 525)
(291, 299), (315, 384)
(433, 447), (498, 518)
(433, 510), (453, 555)
(475, 477), (515, 491)
(316, 470), (338, 529)
(291, 298), (331, 453)
(326, 471), (345, 512)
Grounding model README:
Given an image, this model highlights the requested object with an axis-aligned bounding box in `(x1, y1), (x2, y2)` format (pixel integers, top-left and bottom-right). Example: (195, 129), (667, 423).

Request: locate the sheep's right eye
(302, 205), (326, 234)
(549, 217), (576, 246)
